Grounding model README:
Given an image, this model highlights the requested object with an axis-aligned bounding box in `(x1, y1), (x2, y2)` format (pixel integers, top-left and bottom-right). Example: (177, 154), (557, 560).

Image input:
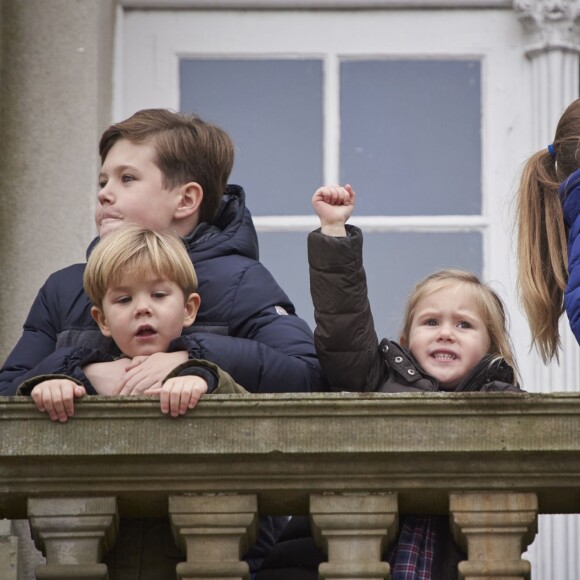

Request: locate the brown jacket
(308, 225), (521, 394)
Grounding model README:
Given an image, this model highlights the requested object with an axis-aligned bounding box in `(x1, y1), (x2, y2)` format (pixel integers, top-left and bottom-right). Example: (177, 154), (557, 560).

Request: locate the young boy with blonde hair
(18, 225), (246, 421)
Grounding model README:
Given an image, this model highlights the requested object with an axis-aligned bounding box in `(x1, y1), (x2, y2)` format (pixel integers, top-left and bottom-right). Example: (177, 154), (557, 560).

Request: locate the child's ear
(91, 306), (112, 337)
(175, 182), (203, 219)
(399, 335), (408, 347)
(183, 292), (201, 328)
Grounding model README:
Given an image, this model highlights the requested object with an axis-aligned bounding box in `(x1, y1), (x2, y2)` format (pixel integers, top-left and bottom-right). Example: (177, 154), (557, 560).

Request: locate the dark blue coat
(0, 185), (327, 395)
(562, 168), (580, 344)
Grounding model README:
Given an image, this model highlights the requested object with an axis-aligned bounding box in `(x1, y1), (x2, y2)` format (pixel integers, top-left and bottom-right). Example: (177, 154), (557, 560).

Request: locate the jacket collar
(380, 338), (516, 392)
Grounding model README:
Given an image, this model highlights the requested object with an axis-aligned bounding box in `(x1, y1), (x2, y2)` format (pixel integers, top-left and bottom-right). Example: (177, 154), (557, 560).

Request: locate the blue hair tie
(548, 143), (556, 158)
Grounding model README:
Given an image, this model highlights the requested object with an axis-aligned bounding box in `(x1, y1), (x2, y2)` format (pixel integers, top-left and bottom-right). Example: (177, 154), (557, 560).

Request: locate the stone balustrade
(1, 391), (579, 579)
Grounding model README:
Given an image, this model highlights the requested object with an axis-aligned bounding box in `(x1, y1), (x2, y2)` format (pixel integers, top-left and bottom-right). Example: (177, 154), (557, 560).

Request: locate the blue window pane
(180, 59), (323, 215)
(363, 231), (483, 340)
(258, 231), (483, 342)
(340, 60), (481, 216)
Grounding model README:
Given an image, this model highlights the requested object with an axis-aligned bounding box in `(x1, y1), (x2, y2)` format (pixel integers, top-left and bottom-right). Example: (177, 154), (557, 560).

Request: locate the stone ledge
(1, 393), (579, 518)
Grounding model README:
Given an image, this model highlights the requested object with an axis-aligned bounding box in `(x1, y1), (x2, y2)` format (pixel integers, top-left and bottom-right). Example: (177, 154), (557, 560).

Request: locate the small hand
(83, 358), (130, 395)
(31, 379), (86, 423)
(114, 351), (189, 395)
(312, 184), (356, 236)
(145, 375), (209, 417)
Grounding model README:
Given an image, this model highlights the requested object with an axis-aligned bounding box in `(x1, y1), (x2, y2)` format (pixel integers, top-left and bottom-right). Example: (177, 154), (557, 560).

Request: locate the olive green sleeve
(163, 359), (248, 394)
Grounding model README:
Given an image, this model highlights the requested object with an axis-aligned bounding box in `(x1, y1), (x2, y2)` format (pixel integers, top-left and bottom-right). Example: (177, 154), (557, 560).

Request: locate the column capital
(515, 0), (580, 55)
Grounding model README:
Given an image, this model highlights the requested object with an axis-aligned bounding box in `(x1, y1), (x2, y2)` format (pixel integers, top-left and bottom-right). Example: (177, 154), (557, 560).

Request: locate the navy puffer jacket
(0, 185), (327, 395)
(563, 168), (580, 344)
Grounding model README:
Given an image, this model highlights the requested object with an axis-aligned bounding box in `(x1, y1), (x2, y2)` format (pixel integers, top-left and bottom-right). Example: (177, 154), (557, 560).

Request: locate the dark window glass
(340, 60), (481, 216)
(180, 58), (323, 215)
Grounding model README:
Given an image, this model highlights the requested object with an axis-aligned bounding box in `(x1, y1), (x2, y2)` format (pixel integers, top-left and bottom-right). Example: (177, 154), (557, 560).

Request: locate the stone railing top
(1, 392), (579, 518)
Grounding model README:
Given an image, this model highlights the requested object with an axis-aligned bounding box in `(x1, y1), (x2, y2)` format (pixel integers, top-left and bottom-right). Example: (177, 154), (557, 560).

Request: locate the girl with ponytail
(516, 98), (580, 363)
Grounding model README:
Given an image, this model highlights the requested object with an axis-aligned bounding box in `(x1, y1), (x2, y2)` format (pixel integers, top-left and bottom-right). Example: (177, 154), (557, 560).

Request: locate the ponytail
(516, 99), (580, 363)
(516, 149), (568, 363)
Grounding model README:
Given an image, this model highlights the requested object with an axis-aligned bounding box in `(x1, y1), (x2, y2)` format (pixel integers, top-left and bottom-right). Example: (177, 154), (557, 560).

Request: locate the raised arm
(308, 185), (384, 391)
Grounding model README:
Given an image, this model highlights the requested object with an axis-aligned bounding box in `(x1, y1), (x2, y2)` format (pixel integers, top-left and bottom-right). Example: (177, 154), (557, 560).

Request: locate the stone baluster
(27, 496), (118, 580)
(168, 493), (258, 580)
(310, 492), (398, 580)
(449, 492), (538, 579)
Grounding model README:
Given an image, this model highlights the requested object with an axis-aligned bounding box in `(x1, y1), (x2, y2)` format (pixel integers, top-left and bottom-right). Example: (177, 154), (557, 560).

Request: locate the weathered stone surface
(450, 492), (537, 579)
(311, 492), (398, 580)
(0, 0), (115, 365)
(0, 393), (576, 578)
(0, 519), (18, 580)
(0, 393), (579, 518)
(169, 494), (258, 580)
(28, 497), (118, 580)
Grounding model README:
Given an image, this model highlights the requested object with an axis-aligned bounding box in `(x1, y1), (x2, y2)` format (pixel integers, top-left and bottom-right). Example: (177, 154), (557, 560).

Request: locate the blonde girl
(262, 184), (525, 580)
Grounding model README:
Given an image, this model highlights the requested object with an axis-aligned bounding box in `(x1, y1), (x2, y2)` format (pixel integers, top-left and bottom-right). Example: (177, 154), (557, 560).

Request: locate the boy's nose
(97, 183), (114, 204)
(134, 301), (152, 317)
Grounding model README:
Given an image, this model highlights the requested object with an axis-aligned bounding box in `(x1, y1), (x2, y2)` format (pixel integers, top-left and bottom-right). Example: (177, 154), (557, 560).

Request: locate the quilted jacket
(1, 186), (327, 395)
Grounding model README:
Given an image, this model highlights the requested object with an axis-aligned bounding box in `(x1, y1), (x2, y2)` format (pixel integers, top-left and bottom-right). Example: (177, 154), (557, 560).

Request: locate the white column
(513, 3), (580, 578)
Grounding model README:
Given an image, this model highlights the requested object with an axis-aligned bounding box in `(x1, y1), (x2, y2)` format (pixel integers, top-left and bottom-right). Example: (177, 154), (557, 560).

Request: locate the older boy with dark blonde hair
(1, 109), (325, 399)
(1, 108), (319, 577)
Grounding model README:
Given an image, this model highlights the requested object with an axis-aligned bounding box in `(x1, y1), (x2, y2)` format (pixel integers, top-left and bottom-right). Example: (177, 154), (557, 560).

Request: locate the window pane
(340, 60), (481, 216)
(258, 231), (483, 342)
(180, 59), (323, 215)
(363, 231), (483, 340)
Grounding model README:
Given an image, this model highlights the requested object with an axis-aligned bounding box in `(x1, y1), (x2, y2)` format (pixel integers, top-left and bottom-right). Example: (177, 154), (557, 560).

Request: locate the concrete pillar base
(0, 519), (18, 580)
